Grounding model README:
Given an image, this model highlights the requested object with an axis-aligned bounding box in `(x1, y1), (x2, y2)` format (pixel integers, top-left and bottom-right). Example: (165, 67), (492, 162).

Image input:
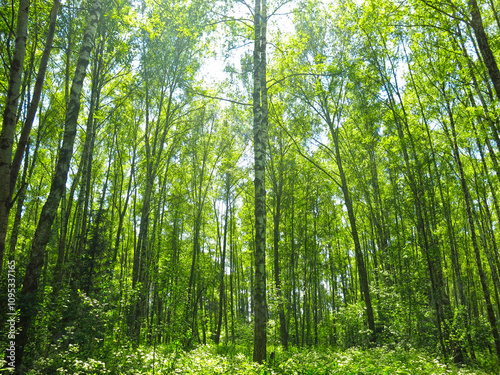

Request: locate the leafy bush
(28, 340), (497, 374)
(335, 302), (372, 349)
(275, 346), (491, 375)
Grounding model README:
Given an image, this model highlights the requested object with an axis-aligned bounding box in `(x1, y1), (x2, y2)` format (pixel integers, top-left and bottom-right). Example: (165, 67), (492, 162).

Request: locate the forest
(2, 0), (500, 373)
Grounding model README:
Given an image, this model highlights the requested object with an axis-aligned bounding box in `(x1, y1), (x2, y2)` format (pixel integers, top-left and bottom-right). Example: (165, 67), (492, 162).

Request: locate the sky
(198, 0), (366, 87)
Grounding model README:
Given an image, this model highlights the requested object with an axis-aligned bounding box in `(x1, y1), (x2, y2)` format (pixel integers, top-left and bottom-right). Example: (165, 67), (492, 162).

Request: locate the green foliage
(335, 302), (372, 349)
(275, 346), (490, 375)
(5, 0), (500, 372)
(28, 289), (110, 374)
(28, 344), (496, 374)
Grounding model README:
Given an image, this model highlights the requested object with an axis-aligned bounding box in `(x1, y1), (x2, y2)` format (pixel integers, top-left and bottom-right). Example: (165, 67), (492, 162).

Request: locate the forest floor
(49, 343), (499, 374)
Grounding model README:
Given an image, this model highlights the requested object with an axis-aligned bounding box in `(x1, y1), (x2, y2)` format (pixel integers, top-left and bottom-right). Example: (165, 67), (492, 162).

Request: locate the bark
(0, 0), (30, 272)
(253, 0), (268, 363)
(69, 47), (102, 292)
(10, 0), (60, 200)
(15, 0), (102, 371)
(468, 0), (500, 101)
(8, 111), (42, 260)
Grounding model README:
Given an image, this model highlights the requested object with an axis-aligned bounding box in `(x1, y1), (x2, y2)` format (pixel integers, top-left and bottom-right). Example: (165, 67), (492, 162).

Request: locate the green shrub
(28, 341), (497, 374)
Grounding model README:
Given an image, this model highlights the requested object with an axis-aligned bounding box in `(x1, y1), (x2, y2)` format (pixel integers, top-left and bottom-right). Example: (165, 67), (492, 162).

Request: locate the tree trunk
(9, 0), (60, 200)
(215, 176), (230, 344)
(273, 181), (288, 350)
(14, 1), (102, 370)
(253, 0), (268, 363)
(270, 134), (288, 350)
(324, 108), (376, 337)
(468, 0), (500, 101)
(0, 0), (30, 272)
(444, 103), (500, 359)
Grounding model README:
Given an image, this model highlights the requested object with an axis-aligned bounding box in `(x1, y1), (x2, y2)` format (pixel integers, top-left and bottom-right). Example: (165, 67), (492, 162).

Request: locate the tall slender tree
(252, 0), (268, 363)
(0, 0), (30, 271)
(15, 0), (102, 370)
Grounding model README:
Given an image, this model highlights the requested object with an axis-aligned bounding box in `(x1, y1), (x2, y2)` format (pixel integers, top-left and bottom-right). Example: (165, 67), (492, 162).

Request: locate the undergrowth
(27, 343), (499, 374)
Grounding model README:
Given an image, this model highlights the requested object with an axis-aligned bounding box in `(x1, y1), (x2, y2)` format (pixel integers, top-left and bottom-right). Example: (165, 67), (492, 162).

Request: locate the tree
(0, 0), (30, 272)
(4, 0), (500, 372)
(252, 0), (268, 363)
(15, 0), (103, 370)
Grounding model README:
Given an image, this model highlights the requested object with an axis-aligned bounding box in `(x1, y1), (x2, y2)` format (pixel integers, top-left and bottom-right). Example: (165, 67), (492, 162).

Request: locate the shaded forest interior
(2, 0), (500, 373)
